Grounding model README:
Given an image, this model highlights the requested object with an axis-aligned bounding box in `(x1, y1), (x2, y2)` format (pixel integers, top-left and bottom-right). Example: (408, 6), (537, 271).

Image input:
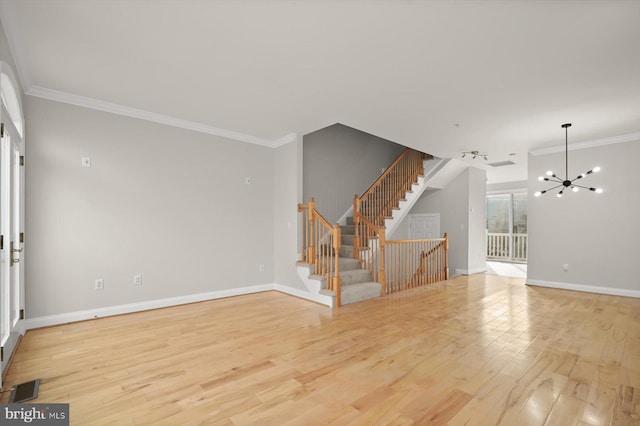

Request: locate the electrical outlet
(82, 157), (91, 168)
(259, 264), (265, 272)
(562, 264), (569, 272)
(245, 177), (251, 185)
(134, 274), (142, 286)
(95, 279), (104, 290)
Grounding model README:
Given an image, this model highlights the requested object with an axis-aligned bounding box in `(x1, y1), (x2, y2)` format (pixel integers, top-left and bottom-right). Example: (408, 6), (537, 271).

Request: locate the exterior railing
(486, 232), (527, 261)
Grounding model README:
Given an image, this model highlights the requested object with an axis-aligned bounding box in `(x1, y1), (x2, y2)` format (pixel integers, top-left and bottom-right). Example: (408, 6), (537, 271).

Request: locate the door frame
(0, 62), (25, 383)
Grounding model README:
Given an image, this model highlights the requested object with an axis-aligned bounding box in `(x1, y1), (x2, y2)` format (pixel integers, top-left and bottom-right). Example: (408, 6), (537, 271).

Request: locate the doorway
(486, 192), (527, 262)
(0, 63), (25, 383)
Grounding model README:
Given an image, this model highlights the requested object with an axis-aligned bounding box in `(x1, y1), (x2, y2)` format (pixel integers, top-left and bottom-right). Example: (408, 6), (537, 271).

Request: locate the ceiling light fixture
(535, 123), (602, 198)
(461, 150), (487, 161)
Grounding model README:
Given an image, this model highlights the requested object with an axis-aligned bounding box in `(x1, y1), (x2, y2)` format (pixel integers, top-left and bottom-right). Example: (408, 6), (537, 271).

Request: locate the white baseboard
(24, 283), (331, 329)
(526, 279), (640, 299)
(455, 267), (488, 276)
(273, 284), (333, 306)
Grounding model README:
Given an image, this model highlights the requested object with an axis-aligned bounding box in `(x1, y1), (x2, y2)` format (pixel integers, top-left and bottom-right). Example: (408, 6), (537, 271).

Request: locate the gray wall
(273, 137), (306, 291)
(467, 166), (487, 273)
(303, 123), (405, 224)
(487, 180), (527, 193)
(393, 166), (487, 275)
(527, 140), (640, 295)
(25, 96), (276, 318)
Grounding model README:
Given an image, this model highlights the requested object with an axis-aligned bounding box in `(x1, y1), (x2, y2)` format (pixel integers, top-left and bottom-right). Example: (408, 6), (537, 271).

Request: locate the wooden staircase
(321, 217), (382, 305)
(298, 147), (449, 307)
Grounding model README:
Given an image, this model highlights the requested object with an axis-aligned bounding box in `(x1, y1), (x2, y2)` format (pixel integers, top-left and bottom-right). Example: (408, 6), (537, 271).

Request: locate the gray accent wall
(393, 166), (487, 275)
(527, 139), (640, 294)
(303, 123), (405, 224)
(25, 96), (276, 318)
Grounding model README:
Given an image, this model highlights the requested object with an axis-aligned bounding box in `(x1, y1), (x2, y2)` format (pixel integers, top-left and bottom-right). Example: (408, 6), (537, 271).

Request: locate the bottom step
(320, 281), (382, 305)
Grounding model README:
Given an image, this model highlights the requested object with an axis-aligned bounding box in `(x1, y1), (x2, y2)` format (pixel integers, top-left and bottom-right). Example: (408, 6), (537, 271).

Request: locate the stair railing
(352, 206), (386, 295)
(298, 197), (342, 306)
(384, 234), (449, 294)
(355, 147), (426, 228)
(352, 147), (427, 295)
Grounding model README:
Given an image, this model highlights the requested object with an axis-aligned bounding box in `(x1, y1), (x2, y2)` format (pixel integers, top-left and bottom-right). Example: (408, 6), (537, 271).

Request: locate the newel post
(307, 197), (316, 263)
(353, 195), (360, 260)
(297, 202), (306, 262)
(379, 226), (386, 295)
(444, 233), (449, 280)
(333, 223), (342, 307)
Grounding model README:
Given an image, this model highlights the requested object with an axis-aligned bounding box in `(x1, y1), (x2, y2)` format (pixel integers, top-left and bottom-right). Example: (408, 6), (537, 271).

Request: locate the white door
(409, 213), (440, 239)
(0, 113), (25, 379)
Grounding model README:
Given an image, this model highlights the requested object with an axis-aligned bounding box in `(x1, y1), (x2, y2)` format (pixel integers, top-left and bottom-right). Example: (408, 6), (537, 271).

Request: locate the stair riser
(341, 235), (355, 245)
(341, 225), (355, 234)
(341, 282), (382, 305)
(340, 269), (372, 285)
(340, 246), (354, 258)
(317, 258), (362, 272)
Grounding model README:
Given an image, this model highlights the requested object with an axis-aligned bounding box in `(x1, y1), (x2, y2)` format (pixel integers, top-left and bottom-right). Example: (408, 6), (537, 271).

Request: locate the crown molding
(25, 85), (290, 148)
(272, 132), (298, 147)
(530, 132), (640, 156)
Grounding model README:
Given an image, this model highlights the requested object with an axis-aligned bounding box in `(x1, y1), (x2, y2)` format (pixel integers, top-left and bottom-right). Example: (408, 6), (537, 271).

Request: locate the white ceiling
(2, 0), (640, 183)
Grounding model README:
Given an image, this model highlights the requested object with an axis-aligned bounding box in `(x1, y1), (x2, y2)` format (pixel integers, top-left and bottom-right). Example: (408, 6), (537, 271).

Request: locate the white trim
(273, 284), (333, 306)
(272, 132), (298, 147)
(25, 86), (290, 148)
(456, 267), (488, 276)
(530, 133), (640, 156)
(24, 283), (332, 329)
(336, 205), (354, 226)
(25, 284), (273, 329)
(526, 279), (640, 299)
(0, 1), (31, 90)
(486, 188), (527, 195)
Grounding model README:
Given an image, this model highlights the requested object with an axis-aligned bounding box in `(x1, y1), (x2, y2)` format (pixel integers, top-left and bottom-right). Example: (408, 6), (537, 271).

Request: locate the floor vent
(9, 379), (40, 403)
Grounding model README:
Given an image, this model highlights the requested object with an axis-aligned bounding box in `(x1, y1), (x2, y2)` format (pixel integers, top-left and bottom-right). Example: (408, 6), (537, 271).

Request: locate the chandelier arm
(536, 123), (601, 198)
(541, 184), (564, 193)
(570, 183), (594, 190)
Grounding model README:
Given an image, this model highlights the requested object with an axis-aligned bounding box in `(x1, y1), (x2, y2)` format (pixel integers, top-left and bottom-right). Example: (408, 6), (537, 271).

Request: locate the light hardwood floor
(2, 274), (639, 425)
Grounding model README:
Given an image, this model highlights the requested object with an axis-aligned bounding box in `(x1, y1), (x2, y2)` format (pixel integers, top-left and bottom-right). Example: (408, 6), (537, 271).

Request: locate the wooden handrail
(386, 234), (449, 293)
(299, 147), (446, 306)
(353, 209), (387, 294)
(361, 147), (412, 199)
(298, 197), (342, 306)
(355, 148), (425, 228)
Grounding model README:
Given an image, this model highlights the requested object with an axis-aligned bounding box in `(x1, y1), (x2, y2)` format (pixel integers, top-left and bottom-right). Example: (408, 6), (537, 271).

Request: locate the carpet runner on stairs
(317, 216), (382, 305)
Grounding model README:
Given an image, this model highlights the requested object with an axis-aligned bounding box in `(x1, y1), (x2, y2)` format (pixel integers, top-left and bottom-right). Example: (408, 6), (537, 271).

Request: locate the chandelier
(535, 123), (602, 198)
